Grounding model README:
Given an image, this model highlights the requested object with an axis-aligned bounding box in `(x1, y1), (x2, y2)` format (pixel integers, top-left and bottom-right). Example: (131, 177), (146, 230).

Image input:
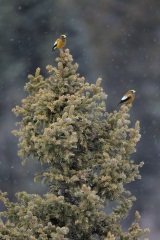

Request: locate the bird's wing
(52, 41), (58, 51)
(53, 41), (58, 48)
(121, 95), (129, 101)
(119, 95), (131, 104)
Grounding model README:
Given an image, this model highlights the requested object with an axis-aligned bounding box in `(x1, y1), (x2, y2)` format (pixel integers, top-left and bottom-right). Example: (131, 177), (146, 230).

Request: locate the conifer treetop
(0, 49), (149, 239)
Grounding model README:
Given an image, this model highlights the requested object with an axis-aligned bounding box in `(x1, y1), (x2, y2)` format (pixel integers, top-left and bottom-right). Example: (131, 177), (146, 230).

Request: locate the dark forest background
(0, 0), (160, 239)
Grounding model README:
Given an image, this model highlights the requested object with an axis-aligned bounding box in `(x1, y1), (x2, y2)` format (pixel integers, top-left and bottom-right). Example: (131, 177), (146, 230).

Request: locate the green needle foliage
(0, 49), (149, 239)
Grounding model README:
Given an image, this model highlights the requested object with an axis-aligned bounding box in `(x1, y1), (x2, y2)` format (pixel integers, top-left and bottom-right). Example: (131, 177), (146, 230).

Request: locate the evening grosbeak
(52, 34), (66, 51)
(118, 90), (136, 105)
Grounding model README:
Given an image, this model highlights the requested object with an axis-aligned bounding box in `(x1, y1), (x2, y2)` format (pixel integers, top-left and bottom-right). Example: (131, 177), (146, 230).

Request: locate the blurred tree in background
(0, 0), (160, 239)
(0, 49), (149, 239)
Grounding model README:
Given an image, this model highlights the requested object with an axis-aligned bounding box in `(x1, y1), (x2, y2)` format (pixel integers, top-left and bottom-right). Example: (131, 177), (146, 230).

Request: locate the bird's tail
(118, 101), (122, 105)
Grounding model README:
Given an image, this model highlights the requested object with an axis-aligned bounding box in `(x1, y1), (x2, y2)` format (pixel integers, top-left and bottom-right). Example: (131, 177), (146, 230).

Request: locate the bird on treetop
(52, 34), (67, 51)
(118, 90), (136, 105)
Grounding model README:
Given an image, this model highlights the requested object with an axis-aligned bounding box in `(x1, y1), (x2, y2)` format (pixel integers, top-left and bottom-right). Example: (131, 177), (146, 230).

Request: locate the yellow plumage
(52, 34), (66, 51)
(119, 90), (136, 105)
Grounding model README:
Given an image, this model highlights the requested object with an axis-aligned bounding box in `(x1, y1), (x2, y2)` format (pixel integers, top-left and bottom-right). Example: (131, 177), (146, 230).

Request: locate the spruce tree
(0, 49), (149, 240)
